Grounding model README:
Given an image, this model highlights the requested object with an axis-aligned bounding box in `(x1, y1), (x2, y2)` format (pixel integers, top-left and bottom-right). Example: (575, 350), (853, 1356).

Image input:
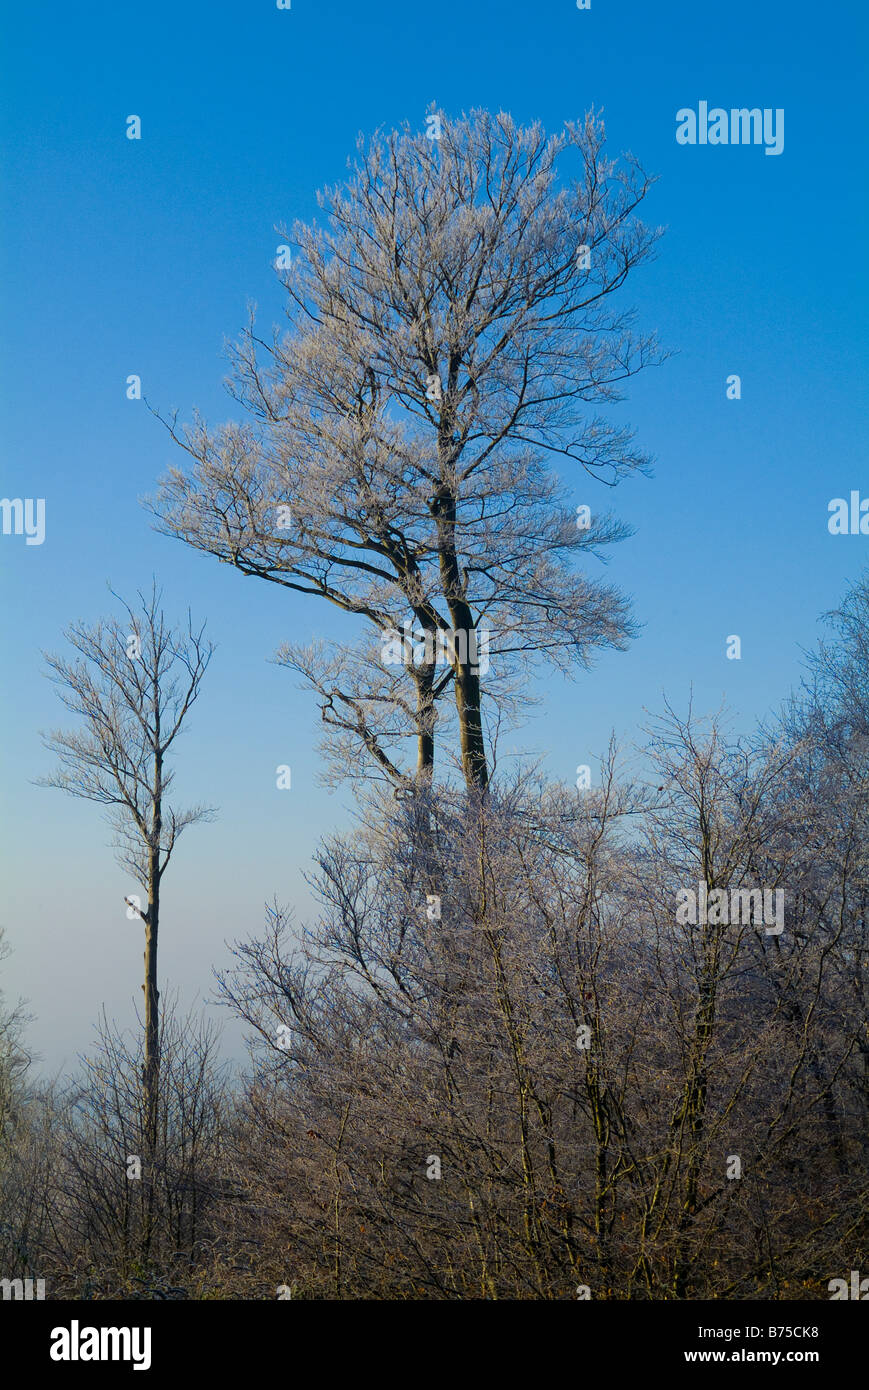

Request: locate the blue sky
(1, 0), (866, 1076)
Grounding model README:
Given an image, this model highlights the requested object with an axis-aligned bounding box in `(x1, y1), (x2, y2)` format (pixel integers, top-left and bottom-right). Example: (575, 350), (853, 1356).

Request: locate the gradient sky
(1, 0), (866, 1077)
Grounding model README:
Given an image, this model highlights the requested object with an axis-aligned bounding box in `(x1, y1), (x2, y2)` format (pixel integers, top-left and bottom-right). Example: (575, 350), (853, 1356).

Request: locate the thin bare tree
(38, 584), (215, 1172)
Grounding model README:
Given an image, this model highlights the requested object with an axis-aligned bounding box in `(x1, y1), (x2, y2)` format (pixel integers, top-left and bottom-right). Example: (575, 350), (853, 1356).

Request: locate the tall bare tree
(39, 585), (215, 1165)
(150, 108), (663, 792)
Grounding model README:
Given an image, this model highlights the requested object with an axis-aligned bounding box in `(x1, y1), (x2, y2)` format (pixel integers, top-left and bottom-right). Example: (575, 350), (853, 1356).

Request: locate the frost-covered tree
(151, 108), (663, 791)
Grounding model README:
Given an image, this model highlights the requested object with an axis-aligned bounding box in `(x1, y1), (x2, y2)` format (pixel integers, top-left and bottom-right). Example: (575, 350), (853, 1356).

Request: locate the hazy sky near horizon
(1, 0), (866, 1078)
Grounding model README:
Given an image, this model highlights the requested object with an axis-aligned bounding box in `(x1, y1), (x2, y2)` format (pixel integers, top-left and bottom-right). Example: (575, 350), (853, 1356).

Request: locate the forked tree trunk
(434, 484), (490, 793)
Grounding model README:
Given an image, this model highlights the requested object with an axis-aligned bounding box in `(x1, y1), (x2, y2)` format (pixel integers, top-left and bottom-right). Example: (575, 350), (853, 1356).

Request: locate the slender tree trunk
(141, 853), (160, 1260)
(144, 741), (163, 1160)
(143, 859), (160, 1154)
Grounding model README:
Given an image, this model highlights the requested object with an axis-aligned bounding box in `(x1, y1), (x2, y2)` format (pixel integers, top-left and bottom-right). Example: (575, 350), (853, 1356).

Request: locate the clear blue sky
(1, 0), (866, 1076)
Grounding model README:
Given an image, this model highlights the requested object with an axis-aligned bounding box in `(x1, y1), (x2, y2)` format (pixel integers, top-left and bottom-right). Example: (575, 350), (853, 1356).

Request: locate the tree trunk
(415, 662), (436, 782)
(453, 645), (488, 792)
(143, 858), (160, 1155)
(433, 482), (490, 793)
